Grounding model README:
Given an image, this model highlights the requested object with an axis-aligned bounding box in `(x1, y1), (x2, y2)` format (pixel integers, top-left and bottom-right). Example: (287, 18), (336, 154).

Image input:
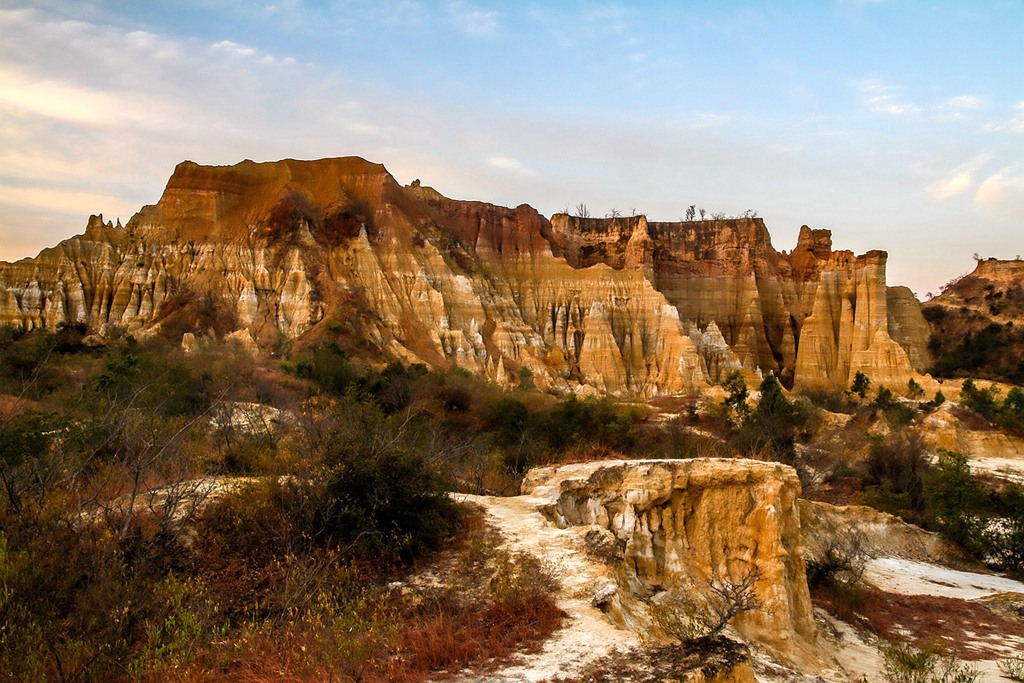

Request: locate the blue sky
(1, 1), (1022, 298)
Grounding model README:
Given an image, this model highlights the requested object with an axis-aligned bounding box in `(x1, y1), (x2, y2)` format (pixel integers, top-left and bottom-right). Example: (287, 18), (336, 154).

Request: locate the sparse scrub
(1000, 654), (1024, 681)
(796, 385), (856, 414)
(0, 330), (583, 680)
(882, 640), (978, 683)
(651, 566), (762, 642)
(804, 513), (870, 621)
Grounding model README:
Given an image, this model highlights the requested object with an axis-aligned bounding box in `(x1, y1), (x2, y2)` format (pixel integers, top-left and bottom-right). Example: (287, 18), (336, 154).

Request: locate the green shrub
(295, 342), (357, 395)
(482, 397), (529, 449)
(851, 371), (871, 399)
(722, 371), (749, 418)
(536, 395), (640, 453)
(907, 378), (925, 400)
(924, 451), (986, 553)
(732, 374), (810, 463)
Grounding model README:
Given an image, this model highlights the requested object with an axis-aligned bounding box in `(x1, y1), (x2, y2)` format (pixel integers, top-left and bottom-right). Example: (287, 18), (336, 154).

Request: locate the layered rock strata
(522, 458), (819, 666)
(550, 216), (931, 389)
(0, 157), (929, 393)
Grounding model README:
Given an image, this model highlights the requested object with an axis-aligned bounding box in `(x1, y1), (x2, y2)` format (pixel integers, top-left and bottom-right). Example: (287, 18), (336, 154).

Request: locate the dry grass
(813, 584), (1024, 660)
(164, 509), (566, 683)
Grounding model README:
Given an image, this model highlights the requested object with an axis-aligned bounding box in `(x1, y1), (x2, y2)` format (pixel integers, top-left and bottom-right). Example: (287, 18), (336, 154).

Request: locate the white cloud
(980, 102), (1024, 134)
(975, 167), (1024, 218)
(690, 113), (732, 130)
(1011, 102), (1024, 134)
(927, 171), (972, 200)
(486, 156), (531, 174)
(859, 78), (921, 116)
(0, 66), (187, 129)
(446, 2), (500, 38)
(945, 94), (983, 111)
(925, 150), (993, 201)
(212, 39), (257, 57)
(935, 94), (985, 122)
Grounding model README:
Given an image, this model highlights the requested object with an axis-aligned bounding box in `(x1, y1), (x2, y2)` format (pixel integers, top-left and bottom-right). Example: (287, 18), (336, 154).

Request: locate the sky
(1, 1), (1022, 299)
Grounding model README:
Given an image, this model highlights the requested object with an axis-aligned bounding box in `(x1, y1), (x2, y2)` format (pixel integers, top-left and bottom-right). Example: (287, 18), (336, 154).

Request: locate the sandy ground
(969, 455), (1024, 484)
(447, 493), (640, 682)
(864, 557), (1024, 600)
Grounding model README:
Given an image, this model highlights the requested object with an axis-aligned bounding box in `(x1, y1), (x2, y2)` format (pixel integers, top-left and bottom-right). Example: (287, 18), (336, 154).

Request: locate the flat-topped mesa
(0, 157), (930, 394)
(973, 257), (1024, 282)
(128, 157), (401, 245)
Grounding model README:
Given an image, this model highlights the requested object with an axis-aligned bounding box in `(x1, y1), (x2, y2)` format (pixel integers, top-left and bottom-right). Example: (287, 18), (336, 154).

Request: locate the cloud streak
(859, 78), (921, 116)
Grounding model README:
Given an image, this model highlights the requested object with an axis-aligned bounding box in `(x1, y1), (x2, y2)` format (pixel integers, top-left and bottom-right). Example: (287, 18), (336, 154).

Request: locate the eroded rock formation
(922, 258), (1024, 386)
(522, 459), (820, 667)
(0, 156), (929, 393)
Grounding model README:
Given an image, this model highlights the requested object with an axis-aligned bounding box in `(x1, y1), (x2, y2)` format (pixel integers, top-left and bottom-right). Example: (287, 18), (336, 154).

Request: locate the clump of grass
(999, 653), (1024, 681)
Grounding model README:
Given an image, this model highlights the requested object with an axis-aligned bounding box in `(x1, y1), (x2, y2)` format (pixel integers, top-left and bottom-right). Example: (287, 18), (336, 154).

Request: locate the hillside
(923, 258), (1024, 384)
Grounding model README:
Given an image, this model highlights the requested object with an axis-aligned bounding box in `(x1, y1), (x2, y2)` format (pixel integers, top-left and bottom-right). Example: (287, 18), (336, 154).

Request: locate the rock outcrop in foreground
(0, 157), (930, 394)
(522, 458), (819, 668)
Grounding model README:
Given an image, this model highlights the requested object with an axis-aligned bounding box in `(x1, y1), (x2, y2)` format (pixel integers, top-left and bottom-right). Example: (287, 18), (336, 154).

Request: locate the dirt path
(448, 493), (639, 682)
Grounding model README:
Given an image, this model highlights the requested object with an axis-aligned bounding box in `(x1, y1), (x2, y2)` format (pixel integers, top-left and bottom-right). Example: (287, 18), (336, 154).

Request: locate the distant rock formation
(922, 257), (1024, 385)
(0, 156), (930, 394)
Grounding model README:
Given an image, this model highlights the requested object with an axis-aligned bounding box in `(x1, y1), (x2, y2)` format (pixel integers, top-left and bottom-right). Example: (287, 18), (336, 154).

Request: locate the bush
(907, 378), (925, 400)
(882, 640), (978, 683)
(294, 342), (357, 395)
(924, 451), (986, 553)
(732, 374), (811, 463)
(850, 371), (871, 399)
(536, 395), (640, 454)
(795, 386), (856, 414)
(984, 484), (1024, 576)
(651, 567), (762, 643)
(864, 432), (929, 522)
(482, 397), (529, 449)
(322, 446), (460, 562)
(722, 371), (749, 418)
(315, 398), (461, 562)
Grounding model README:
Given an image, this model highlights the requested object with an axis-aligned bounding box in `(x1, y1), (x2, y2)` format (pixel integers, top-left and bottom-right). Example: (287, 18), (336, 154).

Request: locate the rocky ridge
(0, 157), (931, 395)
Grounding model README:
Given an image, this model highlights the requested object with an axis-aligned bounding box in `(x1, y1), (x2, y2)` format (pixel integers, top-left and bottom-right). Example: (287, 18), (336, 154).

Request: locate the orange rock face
(0, 157), (929, 394)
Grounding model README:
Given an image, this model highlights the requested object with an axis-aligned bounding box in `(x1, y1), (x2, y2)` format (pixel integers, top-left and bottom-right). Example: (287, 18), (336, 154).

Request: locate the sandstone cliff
(521, 459), (820, 667)
(0, 157), (929, 394)
(549, 216), (930, 389)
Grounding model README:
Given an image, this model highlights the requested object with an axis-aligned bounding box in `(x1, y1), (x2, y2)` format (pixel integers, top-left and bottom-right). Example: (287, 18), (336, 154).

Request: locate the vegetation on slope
(0, 327), (574, 682)
(923, 263), (1024, 384)
(4, 321), (1024, 679)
